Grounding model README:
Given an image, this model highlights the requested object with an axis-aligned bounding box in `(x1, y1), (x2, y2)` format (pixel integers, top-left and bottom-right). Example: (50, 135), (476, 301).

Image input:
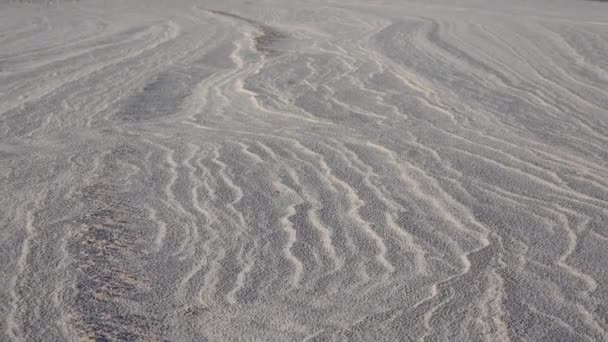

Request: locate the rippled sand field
(1, 0), (608, 340)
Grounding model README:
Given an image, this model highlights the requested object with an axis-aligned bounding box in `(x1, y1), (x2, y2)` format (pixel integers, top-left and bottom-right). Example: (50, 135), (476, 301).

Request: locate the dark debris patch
(205, 9), (288, 56)
(116, 68), (211, 123)
(254, 25), (288, 56)
(66, 146), (168, 341)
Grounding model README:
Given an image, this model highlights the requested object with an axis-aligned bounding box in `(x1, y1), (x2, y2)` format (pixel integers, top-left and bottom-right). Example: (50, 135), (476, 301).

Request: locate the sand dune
(1, 0), (607, 340)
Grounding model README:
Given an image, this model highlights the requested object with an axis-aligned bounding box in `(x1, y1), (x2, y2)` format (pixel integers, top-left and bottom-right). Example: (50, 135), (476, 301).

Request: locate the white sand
(1, 0), (608, 340)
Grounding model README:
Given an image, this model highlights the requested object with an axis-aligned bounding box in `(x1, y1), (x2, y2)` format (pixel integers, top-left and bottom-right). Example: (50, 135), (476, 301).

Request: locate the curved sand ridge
(1, 0), (607, 340)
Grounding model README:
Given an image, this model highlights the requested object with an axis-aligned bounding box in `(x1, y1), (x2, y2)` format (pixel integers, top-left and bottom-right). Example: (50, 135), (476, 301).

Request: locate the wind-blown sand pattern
(1, 0), (608, 340)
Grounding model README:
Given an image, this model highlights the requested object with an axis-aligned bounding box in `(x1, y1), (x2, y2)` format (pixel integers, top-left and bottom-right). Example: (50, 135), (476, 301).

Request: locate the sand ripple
(1, 0), (607, 340)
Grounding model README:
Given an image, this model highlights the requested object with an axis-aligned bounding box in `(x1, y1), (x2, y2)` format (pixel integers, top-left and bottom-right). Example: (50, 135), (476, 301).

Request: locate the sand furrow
(2, 0), (608, 340)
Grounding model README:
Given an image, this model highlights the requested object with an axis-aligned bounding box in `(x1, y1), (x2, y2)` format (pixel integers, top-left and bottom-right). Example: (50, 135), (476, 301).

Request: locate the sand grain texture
(1, 0), (608, 341)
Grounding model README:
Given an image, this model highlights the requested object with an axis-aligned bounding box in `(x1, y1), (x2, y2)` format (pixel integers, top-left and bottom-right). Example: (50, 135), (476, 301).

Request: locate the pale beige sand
(1, 0), (608, 340)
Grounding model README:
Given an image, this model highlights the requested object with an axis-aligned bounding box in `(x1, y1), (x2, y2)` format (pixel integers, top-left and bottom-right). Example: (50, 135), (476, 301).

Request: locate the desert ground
(1, 0), (608, 340)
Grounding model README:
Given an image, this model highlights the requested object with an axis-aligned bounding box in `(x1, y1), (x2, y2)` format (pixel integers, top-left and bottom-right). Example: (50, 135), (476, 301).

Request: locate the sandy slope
(1, 0), (607, 340)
